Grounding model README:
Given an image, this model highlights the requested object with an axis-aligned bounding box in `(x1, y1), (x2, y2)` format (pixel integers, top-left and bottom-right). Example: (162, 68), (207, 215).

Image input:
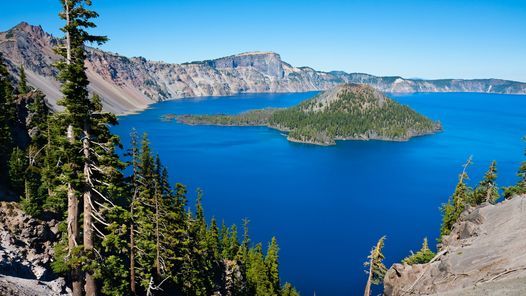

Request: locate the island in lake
(164, 84), (442, 145)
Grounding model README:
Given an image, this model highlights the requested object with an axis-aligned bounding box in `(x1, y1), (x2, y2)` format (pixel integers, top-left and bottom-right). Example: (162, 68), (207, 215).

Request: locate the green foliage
(8, 147), (27, 195)
(265, 237), (280, 293)
(171, 108), (278, 126)
(0, 54), (15, 186)
(246, 243), (277, 295)
(440, 158), (473, 238)
(20, 90), (51, 217)
(18, 65), (29, 95)
(504, 138), (526, 199)
(473, 161), (499, 205)
(364, 235), (387, 296)
(281, 282), (300, 296)
(364, 236), (387, 286)
(402, 238), (436, 265)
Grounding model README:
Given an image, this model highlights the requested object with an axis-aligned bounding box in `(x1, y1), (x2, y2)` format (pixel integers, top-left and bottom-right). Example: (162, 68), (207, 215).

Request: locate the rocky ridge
(384, 195), (526, 296)
(1, 22), (526, 115)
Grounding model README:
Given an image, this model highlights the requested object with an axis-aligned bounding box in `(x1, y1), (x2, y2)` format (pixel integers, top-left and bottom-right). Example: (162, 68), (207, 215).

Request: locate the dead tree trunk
(364, 256), (373, 296)
(83, 123), (96, 296)
(65, 3), (82, 295)
(155, 185), (161, 277)
(67, 124), (82, 296)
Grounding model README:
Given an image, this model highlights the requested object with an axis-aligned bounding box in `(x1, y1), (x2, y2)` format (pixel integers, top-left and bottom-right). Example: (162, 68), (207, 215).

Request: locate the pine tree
(8, 147), (26, 195)
(208, 218), (221, 259)
(504, 138), (526, 198)
(236, 218), (250, 266)
(246, 243), (274, 295)
(281, 283), (300, 296)
(363, 236), (387, 296)
(22, 90), (51, 217)
(473, 161), (499, 205)
(0, 53), (15, 187)
(265, 237), (280, 294)
(41, 113), (69, 215)
(54, 2), (133, 295)
(18, 65), (29, 95)
(133, 134), (158, 291)
(440, 157), (473, 238)
(402, 238), (436, 265)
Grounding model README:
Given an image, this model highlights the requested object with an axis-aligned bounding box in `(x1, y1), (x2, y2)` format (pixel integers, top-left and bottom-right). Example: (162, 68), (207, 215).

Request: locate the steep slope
(384, 195), (526, 296)
(1, 22), (525, 115)
(172, 84), (442, 145)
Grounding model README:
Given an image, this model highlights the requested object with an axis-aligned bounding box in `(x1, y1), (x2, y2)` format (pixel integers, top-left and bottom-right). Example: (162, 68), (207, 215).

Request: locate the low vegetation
(402, 238), (436, 265)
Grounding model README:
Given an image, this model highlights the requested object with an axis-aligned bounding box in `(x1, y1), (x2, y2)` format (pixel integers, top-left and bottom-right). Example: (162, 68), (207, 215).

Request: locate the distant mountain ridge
(1, 22), (525, 114)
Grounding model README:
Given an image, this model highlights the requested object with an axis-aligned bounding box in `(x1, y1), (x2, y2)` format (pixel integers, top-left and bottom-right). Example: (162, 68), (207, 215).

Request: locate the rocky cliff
(1, 22), (526, 115)
(384, 195), (526, 295)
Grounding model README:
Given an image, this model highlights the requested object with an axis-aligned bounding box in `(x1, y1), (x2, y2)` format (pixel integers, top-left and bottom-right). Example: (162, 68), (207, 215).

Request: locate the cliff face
(384, 195), (526, 296)
(1, 22), (526, 115)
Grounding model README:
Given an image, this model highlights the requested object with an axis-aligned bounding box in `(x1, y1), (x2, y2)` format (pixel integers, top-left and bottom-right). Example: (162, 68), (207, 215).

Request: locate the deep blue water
(112, 92), (526, 295)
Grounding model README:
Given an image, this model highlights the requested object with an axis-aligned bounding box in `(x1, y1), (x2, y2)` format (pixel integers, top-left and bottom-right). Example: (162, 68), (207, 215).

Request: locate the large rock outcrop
(384, 195), (526, 295)
(0, 202), (69, 295)
(1, 22), (526, 115)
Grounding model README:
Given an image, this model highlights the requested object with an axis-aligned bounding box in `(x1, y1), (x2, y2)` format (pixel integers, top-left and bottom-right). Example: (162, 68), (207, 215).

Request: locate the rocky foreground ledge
(0, 202), (70, 295)
(384, 195), (526, 296)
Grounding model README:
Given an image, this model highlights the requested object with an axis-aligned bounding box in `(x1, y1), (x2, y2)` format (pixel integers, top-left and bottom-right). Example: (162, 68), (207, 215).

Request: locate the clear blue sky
(2, 0), (526, 82)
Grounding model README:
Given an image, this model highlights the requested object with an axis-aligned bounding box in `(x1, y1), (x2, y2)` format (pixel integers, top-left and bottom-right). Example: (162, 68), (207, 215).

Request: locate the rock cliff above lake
(1, 22), (526, 115)
(384, 195), (526, 295)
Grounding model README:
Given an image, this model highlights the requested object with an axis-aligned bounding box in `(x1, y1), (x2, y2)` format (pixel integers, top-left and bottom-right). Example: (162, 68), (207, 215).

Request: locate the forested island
(166, 84), (442, 145)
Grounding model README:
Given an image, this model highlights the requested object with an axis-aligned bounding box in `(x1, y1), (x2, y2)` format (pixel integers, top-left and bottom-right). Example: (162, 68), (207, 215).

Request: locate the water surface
(112, 92), (526, 295)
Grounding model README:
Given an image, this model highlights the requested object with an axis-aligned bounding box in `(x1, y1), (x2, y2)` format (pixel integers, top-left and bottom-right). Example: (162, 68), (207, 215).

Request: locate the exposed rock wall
(384, 195), (526, 295)
(1, 22), (526, 116)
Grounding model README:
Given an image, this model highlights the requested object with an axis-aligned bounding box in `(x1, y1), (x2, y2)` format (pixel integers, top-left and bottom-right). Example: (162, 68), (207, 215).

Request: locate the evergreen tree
(504, 138), (526, 198)
(265, 237), (280, 294)
(440, 157), (473, 238)
(18, 65), (29, 95)
(133, 134), (159, 290)
(402, 238), (436, 265)
(54, 2), (132, 295)
(246, 243), (274, 295)
(22, 90), (51, 217)
(41, 113), (69, 215)
(0, 53), (15, 186)
(363, 236), (387, 296)
(208, 218), (221, 259)
(473, 161), (499, 205)
(281, 283), (300, 296)
(8, 147), (26, 195)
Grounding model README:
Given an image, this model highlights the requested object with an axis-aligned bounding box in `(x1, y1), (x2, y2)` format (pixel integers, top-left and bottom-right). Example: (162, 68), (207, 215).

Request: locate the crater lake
(112, 92), (526, 295)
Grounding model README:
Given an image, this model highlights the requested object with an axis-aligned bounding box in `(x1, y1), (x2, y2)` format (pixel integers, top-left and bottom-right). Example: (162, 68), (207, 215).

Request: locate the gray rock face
(384, 195), (526, 296)
(1, 22), (526, 116)
(0, 202), (58, 281)
(0, 275), (70, 296)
